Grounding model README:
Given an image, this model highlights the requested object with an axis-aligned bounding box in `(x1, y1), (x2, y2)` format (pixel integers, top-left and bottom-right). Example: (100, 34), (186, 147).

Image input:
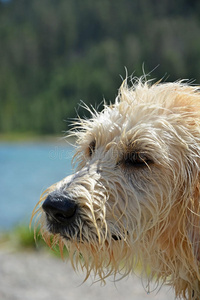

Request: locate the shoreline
(0, 133), (76, 144)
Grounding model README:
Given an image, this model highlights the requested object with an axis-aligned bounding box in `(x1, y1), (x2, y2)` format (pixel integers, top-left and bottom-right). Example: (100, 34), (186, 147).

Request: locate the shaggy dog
(32, 78), (200, 299)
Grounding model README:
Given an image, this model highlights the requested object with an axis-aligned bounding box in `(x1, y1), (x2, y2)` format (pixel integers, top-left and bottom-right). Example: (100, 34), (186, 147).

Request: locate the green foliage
(13, 225), (42, 249)
(0, 225), (46, 250)
(0, 0), (200, 135)
(0, 224), (69, 258)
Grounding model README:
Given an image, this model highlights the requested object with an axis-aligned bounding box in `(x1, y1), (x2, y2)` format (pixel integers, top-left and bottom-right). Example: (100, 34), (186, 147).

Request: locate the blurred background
(1, 0), (200, 137)
(0, 0), (199, 299)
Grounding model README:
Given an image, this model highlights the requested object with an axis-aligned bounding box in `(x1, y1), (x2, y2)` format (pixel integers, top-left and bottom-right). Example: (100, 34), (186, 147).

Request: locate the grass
(0, 224), (68, 258)
(0, 225), (45, 251)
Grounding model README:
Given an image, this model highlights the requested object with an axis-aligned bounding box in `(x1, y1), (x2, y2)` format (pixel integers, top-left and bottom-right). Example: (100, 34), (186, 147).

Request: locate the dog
(32, 77), (200, 299)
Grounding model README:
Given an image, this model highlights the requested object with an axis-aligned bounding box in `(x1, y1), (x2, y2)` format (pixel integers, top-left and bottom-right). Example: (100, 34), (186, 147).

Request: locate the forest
(1, 0), (200, 135)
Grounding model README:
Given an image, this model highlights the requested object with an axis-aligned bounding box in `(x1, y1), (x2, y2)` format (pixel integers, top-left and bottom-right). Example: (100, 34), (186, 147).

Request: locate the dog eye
(121, 152), (153, 168)
(88, 140), (96, 157)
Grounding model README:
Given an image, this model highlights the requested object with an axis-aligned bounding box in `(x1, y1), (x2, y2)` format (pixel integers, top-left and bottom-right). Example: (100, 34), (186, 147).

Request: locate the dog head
(32, 78), (200, 298)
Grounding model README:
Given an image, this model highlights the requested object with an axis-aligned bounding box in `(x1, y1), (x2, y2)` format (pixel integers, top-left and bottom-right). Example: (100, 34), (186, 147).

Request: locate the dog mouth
(45, 217), (78, 238)
(45, 214), (122, 243)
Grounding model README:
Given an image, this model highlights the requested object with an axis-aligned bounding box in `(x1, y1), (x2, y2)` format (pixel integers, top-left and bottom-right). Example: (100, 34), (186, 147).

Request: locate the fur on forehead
(118, 78), (200, 115)
(73, 77), (200, 142)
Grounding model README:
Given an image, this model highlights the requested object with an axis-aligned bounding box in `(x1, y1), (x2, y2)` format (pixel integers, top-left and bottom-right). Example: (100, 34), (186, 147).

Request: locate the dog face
(32, 79), (200, 298)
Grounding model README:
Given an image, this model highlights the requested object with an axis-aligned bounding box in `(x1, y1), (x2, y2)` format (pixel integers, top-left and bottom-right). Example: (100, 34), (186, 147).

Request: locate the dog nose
(42, 194), (77, 224)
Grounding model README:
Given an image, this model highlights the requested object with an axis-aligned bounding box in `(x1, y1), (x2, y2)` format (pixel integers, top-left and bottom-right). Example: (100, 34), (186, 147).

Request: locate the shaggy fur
(32, 78), (200, 300)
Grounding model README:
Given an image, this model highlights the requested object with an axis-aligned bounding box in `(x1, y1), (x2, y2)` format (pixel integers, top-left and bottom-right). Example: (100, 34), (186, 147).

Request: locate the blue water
(0, 142), (74, 230)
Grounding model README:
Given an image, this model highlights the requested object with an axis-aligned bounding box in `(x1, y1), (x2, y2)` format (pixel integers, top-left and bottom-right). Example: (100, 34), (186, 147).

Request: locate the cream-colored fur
(32, 78), (200, 299)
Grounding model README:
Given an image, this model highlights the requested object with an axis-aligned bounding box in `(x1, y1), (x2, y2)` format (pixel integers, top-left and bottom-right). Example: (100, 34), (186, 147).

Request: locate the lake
(0, 142), (74, 230)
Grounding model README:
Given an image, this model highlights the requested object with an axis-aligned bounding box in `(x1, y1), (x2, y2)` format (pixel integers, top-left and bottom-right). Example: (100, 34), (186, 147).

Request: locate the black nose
(42, 193), (77, 225)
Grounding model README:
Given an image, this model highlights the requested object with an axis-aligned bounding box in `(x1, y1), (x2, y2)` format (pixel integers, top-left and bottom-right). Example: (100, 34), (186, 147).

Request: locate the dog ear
(177, 106), (200, 265)
(186, 181), (200, 263)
